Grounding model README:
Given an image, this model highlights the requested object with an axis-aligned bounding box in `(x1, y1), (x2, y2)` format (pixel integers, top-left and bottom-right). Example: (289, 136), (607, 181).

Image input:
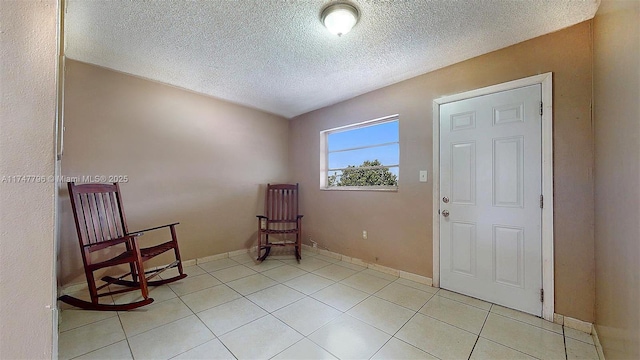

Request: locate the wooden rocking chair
(256, 183), (303, 262)
(58, 182), (187, 311)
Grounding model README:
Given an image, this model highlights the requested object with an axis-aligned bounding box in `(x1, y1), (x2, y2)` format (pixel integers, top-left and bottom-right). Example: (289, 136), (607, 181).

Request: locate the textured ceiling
(65, 0), (599, 118)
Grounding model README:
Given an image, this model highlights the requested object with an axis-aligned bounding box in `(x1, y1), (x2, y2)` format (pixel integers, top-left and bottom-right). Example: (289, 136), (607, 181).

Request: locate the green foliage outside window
(328, 159), (398, 187)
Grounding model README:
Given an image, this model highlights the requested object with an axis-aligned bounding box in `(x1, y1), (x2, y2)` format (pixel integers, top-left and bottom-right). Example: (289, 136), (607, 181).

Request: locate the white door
(439, 84), (542, 316)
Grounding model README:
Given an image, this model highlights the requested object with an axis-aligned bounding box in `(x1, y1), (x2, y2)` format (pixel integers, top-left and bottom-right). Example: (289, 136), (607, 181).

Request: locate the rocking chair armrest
(128, 222), (180, 235)
(297, 215), (304, 219)
(85, 234), (142, 252)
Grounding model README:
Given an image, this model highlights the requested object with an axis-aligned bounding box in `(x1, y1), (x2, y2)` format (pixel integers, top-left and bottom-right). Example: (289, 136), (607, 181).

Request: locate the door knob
(442, 196), (449, 203)
(442, 210), (450, 217)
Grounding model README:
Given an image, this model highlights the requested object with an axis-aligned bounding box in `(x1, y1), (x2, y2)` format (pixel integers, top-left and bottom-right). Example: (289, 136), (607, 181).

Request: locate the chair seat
(89, 250), (136, 271)
(141, 241), (177, 259)
(89, 240), (177, 271)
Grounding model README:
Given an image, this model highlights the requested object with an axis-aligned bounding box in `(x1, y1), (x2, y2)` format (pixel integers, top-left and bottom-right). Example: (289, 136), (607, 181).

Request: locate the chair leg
(84, 269), (100, 305)
(295, 246), (301, 263)
(170, 225), (184, 276)
(132, 243), (149, 300)
(295, 233), (301, 263)
(256, 222), (262, 261)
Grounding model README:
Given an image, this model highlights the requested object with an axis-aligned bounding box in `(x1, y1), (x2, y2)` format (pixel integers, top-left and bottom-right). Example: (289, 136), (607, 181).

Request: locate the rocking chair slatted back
(266, 184), (298, 223)
(69, 183), (128, 252)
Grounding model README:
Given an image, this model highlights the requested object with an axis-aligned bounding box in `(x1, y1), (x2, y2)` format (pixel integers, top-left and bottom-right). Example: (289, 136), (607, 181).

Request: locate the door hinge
(540, 288), (544, 303)
(540, 102), (543, 116)
(540, 195), (543, 209)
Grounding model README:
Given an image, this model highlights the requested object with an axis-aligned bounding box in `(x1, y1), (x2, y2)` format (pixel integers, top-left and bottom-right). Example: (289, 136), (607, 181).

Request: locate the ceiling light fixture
(321, 3), (359, 36)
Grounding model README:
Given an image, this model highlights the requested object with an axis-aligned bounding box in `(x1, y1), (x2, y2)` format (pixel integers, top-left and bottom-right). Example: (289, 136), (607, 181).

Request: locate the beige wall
(59, 60), (290, 285)
(0, 0), (58, 358)
(290, 22), (595, 322)
(593, 0), (640, 358)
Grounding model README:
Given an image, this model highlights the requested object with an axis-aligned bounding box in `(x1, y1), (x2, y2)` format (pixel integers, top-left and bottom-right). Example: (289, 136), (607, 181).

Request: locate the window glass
(321, 117), (399, 190)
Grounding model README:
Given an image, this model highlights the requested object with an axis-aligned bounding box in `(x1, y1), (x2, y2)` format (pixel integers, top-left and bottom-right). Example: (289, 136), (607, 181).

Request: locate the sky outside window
(327, 121), (399, 170)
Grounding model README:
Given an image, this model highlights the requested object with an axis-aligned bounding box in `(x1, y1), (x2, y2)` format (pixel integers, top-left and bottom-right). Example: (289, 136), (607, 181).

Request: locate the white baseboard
(228, 248), (249, 257)
(301, 244), (433, 286)
(553, 313), (564, 325)
(197, 253), (228, 263)
(182, 259), (197, 267)
(399, 271), (433, 286)
(318, 249), (341, 260)
(565, 316), (594, 333)
(553, 313), (594, 334)
(369, 263), (400, 277)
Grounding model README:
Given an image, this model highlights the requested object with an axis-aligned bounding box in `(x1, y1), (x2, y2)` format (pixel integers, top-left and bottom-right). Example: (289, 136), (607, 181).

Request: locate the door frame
(432, 73), (554, 321)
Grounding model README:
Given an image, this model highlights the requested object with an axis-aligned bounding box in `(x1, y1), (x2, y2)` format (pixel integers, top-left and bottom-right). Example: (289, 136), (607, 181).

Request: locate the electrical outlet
(362, 230), (368, 239)
(419, 170), (428, 182)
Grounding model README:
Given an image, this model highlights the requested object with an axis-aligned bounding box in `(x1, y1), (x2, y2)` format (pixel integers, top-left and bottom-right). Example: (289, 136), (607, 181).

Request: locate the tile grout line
(215, 265), (437, 356)
(415, 294), (485, 338)
(267, 311), (320, 359)
(466, 303), (493, 360)
(225, 263), (396, 359)
(387, 303), (443, 359)
(116, 310), (135, 360)
(476, 337), (540, 360)
(435, 290), (492, 311)
(467, 336), (480, 360)
(65, 317), (129, 359)
(489, 311), (564, 336)
(368, 287), (435, 313)
(563, 327), (599, 346)
(481, 310), (567, 359)
(387, 301), (422, 344)
(564, 324), (569, 360)
(220, 267), (340, 360)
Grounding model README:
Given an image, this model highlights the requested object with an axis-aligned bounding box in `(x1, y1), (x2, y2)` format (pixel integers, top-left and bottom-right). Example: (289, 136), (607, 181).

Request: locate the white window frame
(320, 114), (399, 191)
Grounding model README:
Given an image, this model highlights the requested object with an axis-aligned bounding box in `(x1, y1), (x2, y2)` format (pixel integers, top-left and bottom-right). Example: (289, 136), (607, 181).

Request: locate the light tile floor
(58, 250), (600, 360)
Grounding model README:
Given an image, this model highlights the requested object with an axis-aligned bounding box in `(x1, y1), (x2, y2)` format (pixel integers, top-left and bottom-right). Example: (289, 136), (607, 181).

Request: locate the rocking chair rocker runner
(256, 183), (303, 262)
(58, 182), (187, 311)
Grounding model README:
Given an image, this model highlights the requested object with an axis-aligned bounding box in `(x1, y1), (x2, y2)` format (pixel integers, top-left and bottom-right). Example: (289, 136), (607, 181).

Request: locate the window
(320, 115), (399, 190)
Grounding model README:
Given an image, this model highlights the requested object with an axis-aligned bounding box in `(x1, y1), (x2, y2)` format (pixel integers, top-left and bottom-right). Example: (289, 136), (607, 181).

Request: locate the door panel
(439, 84), (542, 316)
(451, 221), (476, 277)
(451, 142), (476, 205)
(493, 225), (524, 288)
(493, 136), (524, 207)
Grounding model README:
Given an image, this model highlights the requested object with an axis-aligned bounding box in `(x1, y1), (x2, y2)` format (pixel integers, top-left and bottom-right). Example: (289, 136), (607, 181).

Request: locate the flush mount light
(321, 3), (359, 36)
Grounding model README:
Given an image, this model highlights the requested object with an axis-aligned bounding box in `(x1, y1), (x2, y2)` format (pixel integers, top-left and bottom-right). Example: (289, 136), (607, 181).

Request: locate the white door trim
(432, 73), (554, 321)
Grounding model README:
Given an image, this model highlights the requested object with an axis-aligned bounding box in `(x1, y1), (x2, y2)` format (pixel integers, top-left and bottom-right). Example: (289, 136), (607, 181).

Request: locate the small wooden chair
(256, 183), (303, 262)
(58, 182), (187, 311)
